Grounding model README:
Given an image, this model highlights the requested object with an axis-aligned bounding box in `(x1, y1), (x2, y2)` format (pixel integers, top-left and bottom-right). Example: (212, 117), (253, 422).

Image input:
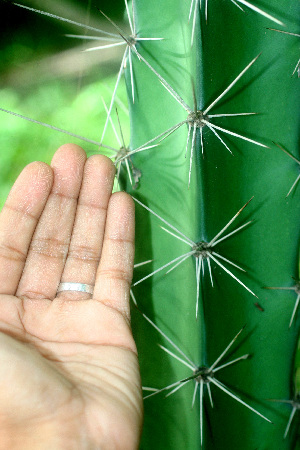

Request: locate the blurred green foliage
(0, 0), (128, 207)
(0, 76), (129, 207)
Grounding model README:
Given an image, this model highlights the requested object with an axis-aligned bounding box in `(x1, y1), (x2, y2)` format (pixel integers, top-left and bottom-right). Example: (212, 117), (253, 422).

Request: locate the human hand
(0, 144), (142, 449)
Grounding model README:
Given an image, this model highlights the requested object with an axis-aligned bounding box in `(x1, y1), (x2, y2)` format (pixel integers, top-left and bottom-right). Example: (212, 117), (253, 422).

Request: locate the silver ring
(57, 282), (94, 295)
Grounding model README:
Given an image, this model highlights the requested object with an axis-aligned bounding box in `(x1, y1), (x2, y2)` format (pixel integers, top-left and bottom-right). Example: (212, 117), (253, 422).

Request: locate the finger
(93, 192), (135, 322)
(16, 144), (86, 300)
(0, 162), (53, 295)
(57, 155), (116, 300)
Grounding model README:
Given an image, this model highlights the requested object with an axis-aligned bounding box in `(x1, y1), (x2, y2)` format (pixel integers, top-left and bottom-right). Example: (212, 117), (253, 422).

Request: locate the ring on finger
(57, 282), (94, 295)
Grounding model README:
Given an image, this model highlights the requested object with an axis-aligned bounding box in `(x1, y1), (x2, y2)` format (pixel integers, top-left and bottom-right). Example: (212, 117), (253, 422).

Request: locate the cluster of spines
(1, 0), (299, 446)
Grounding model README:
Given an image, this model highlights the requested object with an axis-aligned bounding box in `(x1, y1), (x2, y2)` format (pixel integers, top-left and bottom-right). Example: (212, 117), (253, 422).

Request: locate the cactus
(1, 0), (300, 448)
(124, 1), (300, 448)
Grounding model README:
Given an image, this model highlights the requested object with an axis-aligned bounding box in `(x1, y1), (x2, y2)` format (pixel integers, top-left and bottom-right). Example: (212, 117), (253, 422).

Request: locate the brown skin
(0, 144), (143, 449)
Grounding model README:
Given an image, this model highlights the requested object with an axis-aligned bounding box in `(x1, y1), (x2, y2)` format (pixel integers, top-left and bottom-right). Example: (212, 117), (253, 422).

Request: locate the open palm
(0, 144), (142, 449)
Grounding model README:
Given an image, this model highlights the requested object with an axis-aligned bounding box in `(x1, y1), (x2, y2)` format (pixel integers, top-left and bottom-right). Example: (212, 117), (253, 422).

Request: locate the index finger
(0, 162), (53, 295)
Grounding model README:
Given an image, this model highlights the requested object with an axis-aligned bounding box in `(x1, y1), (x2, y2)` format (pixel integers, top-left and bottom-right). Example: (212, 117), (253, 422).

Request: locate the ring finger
(57, 154), (115, 300)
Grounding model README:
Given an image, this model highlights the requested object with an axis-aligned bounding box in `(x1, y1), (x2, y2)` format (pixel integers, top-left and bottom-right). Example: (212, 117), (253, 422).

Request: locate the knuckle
(67, 244), (100, 263)
(0, 243), (27, 263)
(30, 237), (68, 260)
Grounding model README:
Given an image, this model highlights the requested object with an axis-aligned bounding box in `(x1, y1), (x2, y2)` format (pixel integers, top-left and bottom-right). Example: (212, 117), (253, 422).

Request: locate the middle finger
(17, 144), (86, 299)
